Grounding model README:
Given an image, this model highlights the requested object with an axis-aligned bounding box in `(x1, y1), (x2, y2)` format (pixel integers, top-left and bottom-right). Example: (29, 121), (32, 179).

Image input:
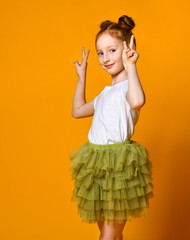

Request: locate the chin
(107, 68), (123, 74)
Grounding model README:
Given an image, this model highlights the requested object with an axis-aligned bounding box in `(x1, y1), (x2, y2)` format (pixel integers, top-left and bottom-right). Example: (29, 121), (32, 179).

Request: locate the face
(96, 33), (125, 75)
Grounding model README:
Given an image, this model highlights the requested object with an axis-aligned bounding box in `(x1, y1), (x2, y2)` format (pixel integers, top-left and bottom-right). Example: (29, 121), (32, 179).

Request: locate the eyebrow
(96, 45), (117, 51)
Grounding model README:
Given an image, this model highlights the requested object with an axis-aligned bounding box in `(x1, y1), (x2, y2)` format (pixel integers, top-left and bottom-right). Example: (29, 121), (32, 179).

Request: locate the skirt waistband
(87, 139), (131, 150)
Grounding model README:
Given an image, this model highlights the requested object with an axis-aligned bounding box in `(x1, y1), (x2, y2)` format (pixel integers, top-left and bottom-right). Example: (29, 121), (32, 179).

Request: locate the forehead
(96, 33), (122, 51)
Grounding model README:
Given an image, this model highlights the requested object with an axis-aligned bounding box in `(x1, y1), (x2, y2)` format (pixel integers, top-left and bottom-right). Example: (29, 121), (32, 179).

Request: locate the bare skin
(97, 220), (127, 240)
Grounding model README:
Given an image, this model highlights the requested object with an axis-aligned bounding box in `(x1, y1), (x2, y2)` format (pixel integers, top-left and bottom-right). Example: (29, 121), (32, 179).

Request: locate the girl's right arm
(72, 75), (95, 118)
(71, 48), (95, 118)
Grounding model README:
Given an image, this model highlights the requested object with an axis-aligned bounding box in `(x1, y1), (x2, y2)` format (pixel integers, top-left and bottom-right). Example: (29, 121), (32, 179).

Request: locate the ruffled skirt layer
(68, 139), (154, 224)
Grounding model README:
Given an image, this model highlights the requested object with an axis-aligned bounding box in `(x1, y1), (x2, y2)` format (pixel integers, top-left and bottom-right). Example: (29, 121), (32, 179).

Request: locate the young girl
(68, 15), (154, 240)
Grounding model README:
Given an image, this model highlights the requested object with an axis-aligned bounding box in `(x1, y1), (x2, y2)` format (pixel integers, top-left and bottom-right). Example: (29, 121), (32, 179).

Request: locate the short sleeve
(93, 88), (105, 111)
(120, 81), (131, 110)
(93, 95), (98, 110)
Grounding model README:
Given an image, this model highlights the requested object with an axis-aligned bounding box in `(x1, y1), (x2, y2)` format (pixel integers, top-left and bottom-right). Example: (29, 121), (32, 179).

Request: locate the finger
(82, 47), (85, 60)
(123, 41), (129, 49)
(84, 49), (90, 62)
(124, 48), (131, 53)
(73, 61), (79, 66)
(127, 50), (135, 57)
(124, 48), (131, 58)
(129, 35), (135, 50)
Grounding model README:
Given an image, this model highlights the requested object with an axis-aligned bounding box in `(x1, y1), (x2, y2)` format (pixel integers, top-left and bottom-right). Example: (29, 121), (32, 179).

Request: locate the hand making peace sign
(122, 34), (139, 68)
(73, 47), (90, 78)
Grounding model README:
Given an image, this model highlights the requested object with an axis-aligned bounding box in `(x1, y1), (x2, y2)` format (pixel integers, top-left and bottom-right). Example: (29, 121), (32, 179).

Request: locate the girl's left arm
(126, 63), (145, 110)
(122, 35), (146, 110)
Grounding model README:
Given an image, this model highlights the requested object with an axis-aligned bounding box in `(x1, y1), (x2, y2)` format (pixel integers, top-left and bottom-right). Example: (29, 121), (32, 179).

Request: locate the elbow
(72, 114), (77, 118)
(132, 103), (144, 110)
(72, 111), (79, 118)
(132, 98), (146, 110)
(127, 91), (146, 110)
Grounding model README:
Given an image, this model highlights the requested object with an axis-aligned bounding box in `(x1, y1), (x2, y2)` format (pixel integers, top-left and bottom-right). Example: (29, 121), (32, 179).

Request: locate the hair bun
(118, 15), (135, 31)
(100, 20), (112, 29)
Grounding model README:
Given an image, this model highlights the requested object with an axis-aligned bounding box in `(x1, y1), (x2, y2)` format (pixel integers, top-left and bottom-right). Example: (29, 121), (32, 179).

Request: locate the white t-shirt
(88, 79), (140, 144)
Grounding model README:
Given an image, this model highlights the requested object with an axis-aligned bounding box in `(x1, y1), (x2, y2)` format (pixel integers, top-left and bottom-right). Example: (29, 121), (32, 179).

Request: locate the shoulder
(93, 87), (106, 109)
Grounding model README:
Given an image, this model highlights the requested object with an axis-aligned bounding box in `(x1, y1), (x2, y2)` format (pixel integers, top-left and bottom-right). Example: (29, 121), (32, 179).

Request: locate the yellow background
(0, 0), (190, 239)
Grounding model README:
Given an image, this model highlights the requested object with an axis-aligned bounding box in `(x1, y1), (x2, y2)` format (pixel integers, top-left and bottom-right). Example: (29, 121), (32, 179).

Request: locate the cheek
(115, 53), (124, 67)
(114, 51), (123, 61)
(98, 57), (105, 65)
(98, 59), (104, 68)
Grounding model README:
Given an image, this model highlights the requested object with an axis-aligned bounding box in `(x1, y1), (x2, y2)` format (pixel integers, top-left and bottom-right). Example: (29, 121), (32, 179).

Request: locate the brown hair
(95, 15), (136, 49)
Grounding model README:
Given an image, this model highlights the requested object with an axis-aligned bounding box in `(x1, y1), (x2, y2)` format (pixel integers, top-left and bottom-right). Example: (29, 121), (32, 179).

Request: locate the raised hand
(73, 47), (90, 78)
(122, 35), (139, 68)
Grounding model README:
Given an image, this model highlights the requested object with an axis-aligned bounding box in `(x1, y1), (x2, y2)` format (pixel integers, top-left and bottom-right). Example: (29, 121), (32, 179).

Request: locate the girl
(68, 15), (154, 240)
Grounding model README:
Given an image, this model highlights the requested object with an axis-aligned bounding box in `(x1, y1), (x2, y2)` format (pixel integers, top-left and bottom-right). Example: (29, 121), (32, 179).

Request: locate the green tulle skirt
(68, 139), (154, 224)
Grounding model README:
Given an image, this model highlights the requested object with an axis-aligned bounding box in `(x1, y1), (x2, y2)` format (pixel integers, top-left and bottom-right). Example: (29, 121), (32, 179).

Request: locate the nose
(103, 52), (110, 63)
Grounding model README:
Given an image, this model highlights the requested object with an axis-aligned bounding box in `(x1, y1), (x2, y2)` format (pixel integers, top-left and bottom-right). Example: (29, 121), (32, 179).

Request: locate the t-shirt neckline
(105, 79), (128, 88)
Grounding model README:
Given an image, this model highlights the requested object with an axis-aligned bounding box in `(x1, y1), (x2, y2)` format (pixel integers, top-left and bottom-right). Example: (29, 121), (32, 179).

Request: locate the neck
(110, 68), (128, 85)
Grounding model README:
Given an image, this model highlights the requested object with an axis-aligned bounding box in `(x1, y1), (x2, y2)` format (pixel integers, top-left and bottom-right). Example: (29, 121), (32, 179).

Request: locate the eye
(110, 49), (116, 53)
(97, 52), (103, 56)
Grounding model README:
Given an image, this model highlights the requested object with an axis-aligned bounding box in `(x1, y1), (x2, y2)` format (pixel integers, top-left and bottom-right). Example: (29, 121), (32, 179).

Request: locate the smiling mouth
(105, 63), (114, 68)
